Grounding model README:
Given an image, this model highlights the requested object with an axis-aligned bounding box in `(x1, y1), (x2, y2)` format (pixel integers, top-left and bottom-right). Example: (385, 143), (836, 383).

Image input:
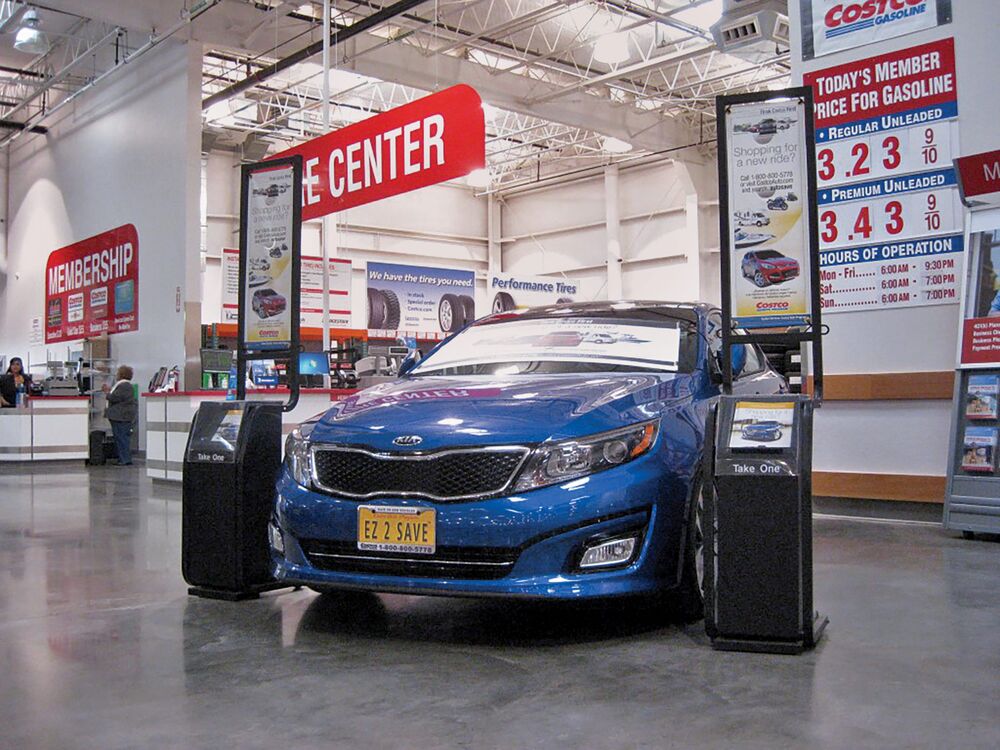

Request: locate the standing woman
(104, 365), (137, 465)
(0, 357), (32, 407)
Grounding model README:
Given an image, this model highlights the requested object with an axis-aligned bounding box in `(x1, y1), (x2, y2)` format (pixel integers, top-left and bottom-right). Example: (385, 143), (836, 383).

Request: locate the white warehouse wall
(500, 157), (721, 304)
(1, 41), (202, 442)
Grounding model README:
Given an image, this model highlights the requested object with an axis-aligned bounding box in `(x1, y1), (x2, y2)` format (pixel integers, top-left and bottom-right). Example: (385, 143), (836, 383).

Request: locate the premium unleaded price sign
(804, 38), (962, 313)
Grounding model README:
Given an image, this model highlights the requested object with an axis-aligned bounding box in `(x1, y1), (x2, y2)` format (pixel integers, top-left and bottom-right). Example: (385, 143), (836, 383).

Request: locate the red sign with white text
(962, 318), (1000, 365)
(274, 85), (485, 220)
(803, 38), (956, 130)
(955, 149), (1000, 203)
(45, 224), (139, 343)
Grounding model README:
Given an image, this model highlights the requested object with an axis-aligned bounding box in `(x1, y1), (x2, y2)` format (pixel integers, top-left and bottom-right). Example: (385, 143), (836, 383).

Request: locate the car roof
(477, 300), (713, 326)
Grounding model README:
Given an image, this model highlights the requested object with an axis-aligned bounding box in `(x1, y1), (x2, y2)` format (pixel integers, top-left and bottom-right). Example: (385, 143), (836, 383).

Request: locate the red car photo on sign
(45, 224), (139, 343)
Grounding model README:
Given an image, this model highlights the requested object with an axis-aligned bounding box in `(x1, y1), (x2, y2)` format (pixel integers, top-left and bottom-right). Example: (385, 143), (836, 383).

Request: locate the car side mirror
(398, 351), (421, 377)
(731, 345), (747, 378)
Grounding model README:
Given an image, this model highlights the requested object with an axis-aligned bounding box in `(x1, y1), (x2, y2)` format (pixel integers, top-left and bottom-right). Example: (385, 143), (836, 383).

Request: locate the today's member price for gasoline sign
(804, 37), (962, 314)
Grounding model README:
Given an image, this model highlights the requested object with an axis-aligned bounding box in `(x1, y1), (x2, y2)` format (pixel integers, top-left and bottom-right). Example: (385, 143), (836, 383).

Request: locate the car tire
(381, 289), (401, 329)
(670, 480), (706, 623)
(439, 293), (466, 332)
(458, 294), (475, 324)
(492, 291), (515, 313)
(754, 270), (768, 287)
(367, 288), (385, 328)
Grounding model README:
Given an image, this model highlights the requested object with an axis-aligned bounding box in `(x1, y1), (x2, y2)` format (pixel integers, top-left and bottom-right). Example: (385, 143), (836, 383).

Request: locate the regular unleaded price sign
(804, 38), (962, 313)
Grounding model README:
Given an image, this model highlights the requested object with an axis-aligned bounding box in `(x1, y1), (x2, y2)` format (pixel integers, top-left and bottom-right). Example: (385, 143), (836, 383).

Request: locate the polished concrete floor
(1, 462), (997, 750)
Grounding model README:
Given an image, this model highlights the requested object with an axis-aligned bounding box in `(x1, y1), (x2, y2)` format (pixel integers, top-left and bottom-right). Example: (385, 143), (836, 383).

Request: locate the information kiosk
(703, 395), (827, 654)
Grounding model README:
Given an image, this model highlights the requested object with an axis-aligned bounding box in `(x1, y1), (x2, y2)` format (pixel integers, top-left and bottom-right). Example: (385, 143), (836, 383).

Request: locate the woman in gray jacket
(104, 365), (138, 465)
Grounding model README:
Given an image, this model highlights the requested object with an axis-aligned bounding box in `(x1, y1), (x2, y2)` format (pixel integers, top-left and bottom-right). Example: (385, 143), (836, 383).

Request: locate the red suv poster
(45, 224), (139, 343)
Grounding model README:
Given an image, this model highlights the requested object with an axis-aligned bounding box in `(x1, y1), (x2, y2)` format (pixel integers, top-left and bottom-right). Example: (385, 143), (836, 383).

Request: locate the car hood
(307, 373), (700, 450)
(763, 258), (798, 268)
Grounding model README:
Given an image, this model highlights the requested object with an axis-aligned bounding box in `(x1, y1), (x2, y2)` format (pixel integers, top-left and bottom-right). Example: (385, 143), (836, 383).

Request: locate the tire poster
(723, 96), (814, 329)
(242, 164), (296, 349)
(487, 272), (581, 314)
(366, 261), (476, 336)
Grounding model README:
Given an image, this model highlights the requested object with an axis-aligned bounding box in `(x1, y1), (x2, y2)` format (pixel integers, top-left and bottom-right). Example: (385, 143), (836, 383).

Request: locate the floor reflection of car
(742, 250), (800, 287)
(271, 301), (786, 620)
(741, 420), (783, 442)
(252, 288), (286, 318)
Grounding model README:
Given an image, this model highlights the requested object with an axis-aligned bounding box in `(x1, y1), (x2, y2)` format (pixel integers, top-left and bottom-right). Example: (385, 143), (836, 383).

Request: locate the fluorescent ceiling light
(602, 136), (633, 154)
(594, 31), (631, 65)
(14, 9), (51, 56)
(466, 168), (490, 188)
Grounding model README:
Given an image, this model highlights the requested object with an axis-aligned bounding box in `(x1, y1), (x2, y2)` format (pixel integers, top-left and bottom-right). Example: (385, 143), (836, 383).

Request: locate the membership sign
(804, 38), (962, 314)
(724, 97), (814, 329)
(242, 164), (296, 349)
(45, 224), (139, 343)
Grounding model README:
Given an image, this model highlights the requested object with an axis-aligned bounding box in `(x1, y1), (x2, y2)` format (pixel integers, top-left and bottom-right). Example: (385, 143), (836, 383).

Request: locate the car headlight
(284, 428), (313, 488)
(513, 420), (658, 492)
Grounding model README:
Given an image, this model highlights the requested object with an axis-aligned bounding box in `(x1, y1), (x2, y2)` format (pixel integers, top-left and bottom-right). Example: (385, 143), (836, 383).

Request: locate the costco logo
(824, 0), (927, 40)
(756, 301), (790, 311)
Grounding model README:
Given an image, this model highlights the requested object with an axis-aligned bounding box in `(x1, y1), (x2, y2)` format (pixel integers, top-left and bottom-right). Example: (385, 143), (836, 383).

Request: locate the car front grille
(310, 445), (530, 501)
(300, 539), (519, 580)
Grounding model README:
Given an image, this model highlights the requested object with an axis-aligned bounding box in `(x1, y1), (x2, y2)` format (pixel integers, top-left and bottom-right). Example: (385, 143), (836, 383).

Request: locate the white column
(320, 0), (332, 385)
(487, 193), (501, 277)
(605, 164), (623, 299)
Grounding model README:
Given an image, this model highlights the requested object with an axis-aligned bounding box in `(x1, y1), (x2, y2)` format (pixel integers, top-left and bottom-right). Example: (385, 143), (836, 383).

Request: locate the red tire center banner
(45, 224), (139, 343)
(274, 84), (485, 220)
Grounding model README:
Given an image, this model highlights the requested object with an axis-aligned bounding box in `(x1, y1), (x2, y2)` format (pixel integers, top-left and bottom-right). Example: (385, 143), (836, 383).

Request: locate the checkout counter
(143, 388), (353, 482)
(0, 396), (90, 461)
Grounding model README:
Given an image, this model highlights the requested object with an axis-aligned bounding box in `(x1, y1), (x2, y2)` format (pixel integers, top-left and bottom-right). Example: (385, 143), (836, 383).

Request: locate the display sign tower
(710, 87), (827, 653)
(942, 149), (1000, 538)
(236, 155), (304, 411)
(717, 86), (824, 398)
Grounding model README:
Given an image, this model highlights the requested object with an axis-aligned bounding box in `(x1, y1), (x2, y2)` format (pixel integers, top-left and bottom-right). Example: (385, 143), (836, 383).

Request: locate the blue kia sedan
(270, 302), (785, 618)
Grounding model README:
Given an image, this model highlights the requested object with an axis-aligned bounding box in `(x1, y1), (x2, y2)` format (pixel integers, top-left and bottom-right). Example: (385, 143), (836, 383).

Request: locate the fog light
(268, 522), (285, 555)
(579, 536), (637, 569)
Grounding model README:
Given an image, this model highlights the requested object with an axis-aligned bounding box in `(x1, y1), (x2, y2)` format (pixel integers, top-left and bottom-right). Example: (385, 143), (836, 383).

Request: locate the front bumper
(271, 456), (691, 599)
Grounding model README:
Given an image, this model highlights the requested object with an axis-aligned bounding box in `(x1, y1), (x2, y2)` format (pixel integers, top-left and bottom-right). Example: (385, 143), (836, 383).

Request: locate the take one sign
(274, 84), (485, 220)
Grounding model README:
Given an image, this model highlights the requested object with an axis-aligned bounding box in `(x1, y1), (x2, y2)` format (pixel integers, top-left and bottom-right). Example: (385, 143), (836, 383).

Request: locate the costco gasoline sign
(801, 0), (952, 60)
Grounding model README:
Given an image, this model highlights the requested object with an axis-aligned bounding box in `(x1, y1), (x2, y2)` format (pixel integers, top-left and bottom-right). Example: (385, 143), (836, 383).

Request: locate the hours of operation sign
(804, 38), (962, 313)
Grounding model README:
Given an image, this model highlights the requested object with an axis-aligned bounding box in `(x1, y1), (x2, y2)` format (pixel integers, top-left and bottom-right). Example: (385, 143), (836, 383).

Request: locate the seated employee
(0, 357), (32, 407)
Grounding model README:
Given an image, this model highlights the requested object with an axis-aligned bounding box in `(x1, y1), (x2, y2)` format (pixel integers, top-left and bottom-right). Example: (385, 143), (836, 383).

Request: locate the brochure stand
(702, 395), (828, 654)
(182, 401), (285, 600)
(943, 202), (1000, 537)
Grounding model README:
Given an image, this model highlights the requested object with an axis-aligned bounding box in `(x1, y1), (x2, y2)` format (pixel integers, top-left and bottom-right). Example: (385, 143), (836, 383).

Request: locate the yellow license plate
(357, 505), (436, 555)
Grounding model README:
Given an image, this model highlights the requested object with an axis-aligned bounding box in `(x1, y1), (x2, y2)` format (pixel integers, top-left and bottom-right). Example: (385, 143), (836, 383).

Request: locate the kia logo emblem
(393, 435), (423, 447)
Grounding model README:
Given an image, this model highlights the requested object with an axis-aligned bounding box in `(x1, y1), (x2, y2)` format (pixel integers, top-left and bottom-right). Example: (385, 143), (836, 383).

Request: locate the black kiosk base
(702, 395), (828, 655)
(182, 401), (288, 601)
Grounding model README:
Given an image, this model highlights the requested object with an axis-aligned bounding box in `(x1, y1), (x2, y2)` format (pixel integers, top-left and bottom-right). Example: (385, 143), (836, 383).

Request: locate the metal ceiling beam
(202, 0), (432, 109)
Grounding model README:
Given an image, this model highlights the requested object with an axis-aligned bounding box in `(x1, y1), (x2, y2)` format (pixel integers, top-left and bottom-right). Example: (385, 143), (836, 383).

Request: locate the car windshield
(756, 250), (783, 259)
(411, 309), (699, 376)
